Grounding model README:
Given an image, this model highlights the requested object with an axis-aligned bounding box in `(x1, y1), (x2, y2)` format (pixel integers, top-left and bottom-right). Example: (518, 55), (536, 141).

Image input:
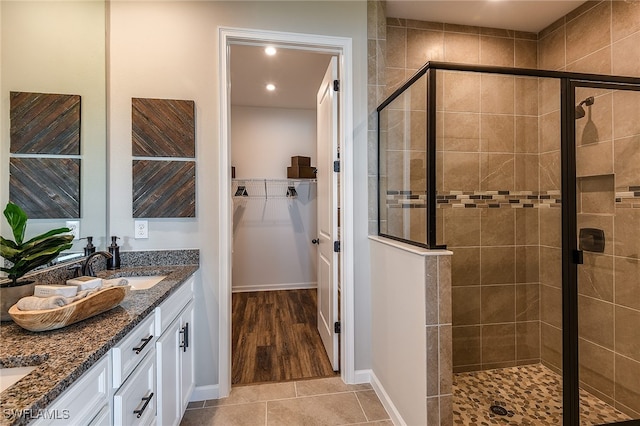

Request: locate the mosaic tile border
(615, 186), (640, 208)
(386, 190), (562, 209)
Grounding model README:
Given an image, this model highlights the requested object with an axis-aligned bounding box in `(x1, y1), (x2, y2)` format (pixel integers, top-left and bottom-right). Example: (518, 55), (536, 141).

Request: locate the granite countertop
(0, 264), (198, 426)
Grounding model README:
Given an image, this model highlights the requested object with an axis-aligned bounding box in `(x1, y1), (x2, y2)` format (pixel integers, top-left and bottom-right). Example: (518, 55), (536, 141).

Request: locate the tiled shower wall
(538, 1), (640, 417)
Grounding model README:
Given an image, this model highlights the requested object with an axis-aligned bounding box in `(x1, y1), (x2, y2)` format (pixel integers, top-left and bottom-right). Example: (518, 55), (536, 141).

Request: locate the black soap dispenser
(83, 236), (96, 256)
(107, 236), (121, 270)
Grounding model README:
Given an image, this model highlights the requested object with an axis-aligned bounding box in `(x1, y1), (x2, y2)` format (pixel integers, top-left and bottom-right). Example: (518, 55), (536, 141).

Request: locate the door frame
(218, 26), (355, 398)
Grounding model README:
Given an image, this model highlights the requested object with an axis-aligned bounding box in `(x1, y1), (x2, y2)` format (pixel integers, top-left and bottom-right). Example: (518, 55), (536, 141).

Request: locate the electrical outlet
(135, 220), (148, 239)
(66, 221), (80, 240)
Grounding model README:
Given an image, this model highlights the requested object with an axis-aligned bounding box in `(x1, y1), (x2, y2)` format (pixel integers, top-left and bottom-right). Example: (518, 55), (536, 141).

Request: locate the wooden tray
(8, 286), (129, 332)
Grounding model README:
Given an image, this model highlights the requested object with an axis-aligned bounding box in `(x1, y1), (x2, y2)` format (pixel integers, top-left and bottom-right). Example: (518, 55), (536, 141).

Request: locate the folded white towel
(16, 296), (68, 311)
(103, 278), (129, 288)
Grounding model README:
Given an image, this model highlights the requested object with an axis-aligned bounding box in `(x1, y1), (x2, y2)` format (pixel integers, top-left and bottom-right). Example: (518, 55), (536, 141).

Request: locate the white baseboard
(369, 370), (406, 426)
(190, 384), (219, 402)
(232, 282), (317, 293)
(353, 369), (371, 384)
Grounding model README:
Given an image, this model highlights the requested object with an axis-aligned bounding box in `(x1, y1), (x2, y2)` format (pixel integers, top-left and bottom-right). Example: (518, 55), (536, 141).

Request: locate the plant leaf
(3, 202), (27, 245)
(22, 227), (72, 246)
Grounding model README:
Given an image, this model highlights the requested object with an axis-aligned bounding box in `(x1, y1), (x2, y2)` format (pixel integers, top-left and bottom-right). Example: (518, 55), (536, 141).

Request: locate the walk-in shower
(377, 62), (640, 425)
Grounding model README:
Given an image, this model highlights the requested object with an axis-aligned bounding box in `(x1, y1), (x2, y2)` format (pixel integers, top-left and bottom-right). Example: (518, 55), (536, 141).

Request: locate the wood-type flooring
(232, 289), (337, 385)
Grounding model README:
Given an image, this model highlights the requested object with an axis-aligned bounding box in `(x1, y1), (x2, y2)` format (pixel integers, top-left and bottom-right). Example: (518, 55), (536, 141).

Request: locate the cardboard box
(291, 156), (311, 167)
(287, 166), (316, 179)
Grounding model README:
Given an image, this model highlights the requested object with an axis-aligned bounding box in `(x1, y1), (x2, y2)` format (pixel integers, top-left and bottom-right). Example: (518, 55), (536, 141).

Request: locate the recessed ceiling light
(266, 83), (276, 91)
(265, 46), (277, 56)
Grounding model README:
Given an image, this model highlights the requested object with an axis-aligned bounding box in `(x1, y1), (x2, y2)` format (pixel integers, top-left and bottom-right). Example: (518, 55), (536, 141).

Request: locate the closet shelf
(232, 178), (316, 199)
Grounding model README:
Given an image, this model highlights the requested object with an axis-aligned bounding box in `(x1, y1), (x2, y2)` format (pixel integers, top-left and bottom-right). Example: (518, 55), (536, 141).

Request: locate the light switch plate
(65, 221), (80, 240)
(135, 220), (148, 239)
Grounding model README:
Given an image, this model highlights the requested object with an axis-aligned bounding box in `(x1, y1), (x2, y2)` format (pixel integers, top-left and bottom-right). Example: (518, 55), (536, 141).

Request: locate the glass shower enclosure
(377, 61), (640, 425)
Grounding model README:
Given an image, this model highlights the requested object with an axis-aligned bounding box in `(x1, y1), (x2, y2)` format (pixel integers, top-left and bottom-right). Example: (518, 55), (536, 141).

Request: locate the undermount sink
(121, 275), (167, 291)
(0, 366), (36, 392)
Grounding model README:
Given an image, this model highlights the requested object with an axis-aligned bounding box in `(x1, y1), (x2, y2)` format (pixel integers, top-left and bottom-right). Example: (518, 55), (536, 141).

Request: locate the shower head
(575, 96), (595, 119)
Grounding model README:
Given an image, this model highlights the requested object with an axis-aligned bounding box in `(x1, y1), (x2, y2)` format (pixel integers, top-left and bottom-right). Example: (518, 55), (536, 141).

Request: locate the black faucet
(82, 251), (113, 277)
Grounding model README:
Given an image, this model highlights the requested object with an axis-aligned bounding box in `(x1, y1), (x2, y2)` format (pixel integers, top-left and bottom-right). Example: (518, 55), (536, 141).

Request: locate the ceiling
(386, 1), (587, 33)
(230, 1), (587, 110)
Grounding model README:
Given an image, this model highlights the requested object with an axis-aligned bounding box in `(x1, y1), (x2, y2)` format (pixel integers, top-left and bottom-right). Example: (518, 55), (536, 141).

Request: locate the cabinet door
(156, 317), (181, 426)
(179, 301), (195, 413)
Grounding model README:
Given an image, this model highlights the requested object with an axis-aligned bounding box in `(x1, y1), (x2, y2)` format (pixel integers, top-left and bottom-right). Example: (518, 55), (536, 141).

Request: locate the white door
(316, 56), (339, 371)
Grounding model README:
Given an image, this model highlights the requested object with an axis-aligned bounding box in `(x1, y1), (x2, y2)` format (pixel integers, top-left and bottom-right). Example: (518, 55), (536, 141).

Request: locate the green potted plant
(0, 202), (74, 320)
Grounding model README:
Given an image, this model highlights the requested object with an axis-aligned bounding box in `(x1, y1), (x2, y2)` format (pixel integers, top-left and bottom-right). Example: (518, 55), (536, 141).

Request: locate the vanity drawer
(113, 351), (156, 426)
(154, 275), (194, 335)
(112, 314), (155, 388)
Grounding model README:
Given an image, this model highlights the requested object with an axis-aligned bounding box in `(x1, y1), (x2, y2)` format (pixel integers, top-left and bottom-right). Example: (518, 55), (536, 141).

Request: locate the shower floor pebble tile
(453, 364), (633, 425)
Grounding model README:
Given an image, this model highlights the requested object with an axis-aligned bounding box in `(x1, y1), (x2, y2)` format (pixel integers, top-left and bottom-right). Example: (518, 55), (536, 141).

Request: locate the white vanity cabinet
(155, 277), (195, 426)
(31, 354), (111, 426)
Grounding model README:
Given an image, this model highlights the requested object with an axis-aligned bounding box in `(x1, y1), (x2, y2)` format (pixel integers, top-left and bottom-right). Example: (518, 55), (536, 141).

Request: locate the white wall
(0, 1), (106, 250)
(231, 106), (317, 291)
(108, 0), (370, 389)
(231, 106), (316, 179)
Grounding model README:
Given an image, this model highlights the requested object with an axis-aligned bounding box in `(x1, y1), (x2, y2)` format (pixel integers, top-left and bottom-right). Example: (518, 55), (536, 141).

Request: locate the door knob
(312, 238), (320, 245)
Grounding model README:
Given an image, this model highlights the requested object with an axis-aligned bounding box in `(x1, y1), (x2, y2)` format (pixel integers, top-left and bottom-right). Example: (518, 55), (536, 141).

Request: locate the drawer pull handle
(180, 322), (189, 352)
(133, 392), (154, 418)
(132, 335), (153, 354)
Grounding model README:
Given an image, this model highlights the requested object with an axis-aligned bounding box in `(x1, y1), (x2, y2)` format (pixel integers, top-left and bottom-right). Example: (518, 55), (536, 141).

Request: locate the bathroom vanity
(0, 262), (198, 426)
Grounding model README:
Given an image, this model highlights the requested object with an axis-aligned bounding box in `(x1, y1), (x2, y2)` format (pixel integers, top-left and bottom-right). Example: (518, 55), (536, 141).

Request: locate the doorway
(218, 27), (356, 398)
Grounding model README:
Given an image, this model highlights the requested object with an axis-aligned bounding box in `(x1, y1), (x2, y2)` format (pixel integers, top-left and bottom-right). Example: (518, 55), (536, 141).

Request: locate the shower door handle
(572, 249), (584, 265)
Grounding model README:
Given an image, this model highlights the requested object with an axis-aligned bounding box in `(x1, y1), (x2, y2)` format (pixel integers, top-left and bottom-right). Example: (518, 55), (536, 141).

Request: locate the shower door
(572, 81), (640, 424)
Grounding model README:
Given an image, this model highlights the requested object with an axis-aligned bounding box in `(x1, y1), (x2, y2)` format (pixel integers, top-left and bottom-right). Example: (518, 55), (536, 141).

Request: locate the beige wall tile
(614, 135), (640, 189)
(614, 306), (640, 363)
(515, 154), (539, 191)
(566, 46), (611, 75)
(481, 74), (515, 114)
(566, 1), (611, 64)
(516, 321), (540, 360)
(516, 246), (540, 284)
(480, 36), (514, 67)
(451, 247), (481, 286)
(442, 152), (480, 192)
(515, 39), (538, 69)
(578, 252), (613, 302)
(614, 355), (640, 414)
(576, 90), (613, 146)
(407, 28), (444, 69)
(386, 26), (406, 69)
(480, 114), (514, 152)
(540, 246), (562, 288)
(612, 0), (640, 42)
(613, 90), (640, 139)
(480, 153), (515, 191)
(426, 397), (439, 425)
(481, 284), (516, 324)
(426, 325), (439, 396)
(540, 284), (562, 328)
(453, 325), (481, 367)
(439, 255), (452, 324)
(576, 141), (613, 178)
(516, 208), (540, 246)
(541, 322), (563, 371)
(578, 174), (614, 215)
(538, 27), (566, 71)
(442, 112), (480, 152)
(538, 78), (561, 116)
(515, 115), (538, 153)
(481, 324), (516, 363)
(614, 256), (640, 311)
(442, 71), (481, 113)
(539, 111), (561, 153)
(439, 324), (453, 394)
(406, 19), (443, 31)
(443, 32), (479, 64)
(452, 286), (480, 325)
(481, 208), (515, 246)
(579, 294), (614, 349)
(384, 67), (406, 96)
(444, 207), (481, 246)
(481, 246), (515, 284)
(540, 208), (562, 248)
(539, 151), (561, 191)
(579, 338), (615, 400)
(614, 208), (640, 260)
(440, 394), (453, 426)
(409, 74), (427, 112)
(613, 32), (640, 77)
(516, 282), (540, 320)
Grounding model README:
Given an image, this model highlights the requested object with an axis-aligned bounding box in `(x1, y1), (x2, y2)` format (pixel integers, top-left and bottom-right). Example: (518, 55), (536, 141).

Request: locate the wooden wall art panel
(132, 98), (195, 158)
(10, 91), (81, 154)
(132, 160), (196, 218)
(10, 158), (80, 218)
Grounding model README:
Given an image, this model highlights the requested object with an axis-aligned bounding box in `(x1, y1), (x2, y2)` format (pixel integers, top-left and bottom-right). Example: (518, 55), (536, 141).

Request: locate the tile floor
(181, 377), (392, 426)
(453, 364), (634, 425)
